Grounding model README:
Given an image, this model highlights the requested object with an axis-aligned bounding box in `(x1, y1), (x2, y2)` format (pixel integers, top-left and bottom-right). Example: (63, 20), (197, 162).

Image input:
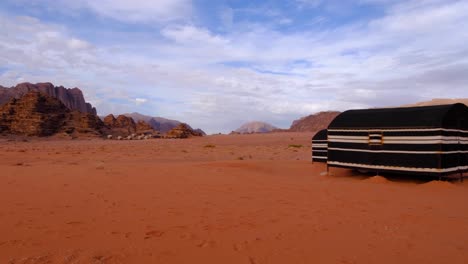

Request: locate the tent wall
(326, 103), (468, 176)
(312, 129), (328, 162)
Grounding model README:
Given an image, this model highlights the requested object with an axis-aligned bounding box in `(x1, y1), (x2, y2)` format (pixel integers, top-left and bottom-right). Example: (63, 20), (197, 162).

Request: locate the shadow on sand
(327, 166), (466, 185)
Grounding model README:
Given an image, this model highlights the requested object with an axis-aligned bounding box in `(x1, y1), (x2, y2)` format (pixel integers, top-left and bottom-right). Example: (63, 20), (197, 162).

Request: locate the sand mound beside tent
(364, 175), (390, 183)
(421, 180), (455, 189)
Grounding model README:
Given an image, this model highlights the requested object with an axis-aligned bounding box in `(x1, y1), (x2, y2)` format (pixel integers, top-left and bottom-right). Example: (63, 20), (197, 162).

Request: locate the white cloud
(68, 38), (92, 50)
(134, 98), (148, 105)
(1, 0), (468, 133)
(84, 0), (192, 23)
(4, 0), (192, 23)
(161, 25), (228, 46)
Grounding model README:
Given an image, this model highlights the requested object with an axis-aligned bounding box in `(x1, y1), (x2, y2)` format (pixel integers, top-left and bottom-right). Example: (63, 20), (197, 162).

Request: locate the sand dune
(1, 132), (467, 263)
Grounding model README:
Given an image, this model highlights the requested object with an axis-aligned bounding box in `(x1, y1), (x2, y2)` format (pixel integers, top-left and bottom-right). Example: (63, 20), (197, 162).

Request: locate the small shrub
(204, 144), (216, 148)
(288, 144), (303, 148)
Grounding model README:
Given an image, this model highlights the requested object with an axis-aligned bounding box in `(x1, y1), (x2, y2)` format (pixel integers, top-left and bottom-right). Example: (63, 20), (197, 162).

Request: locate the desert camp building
(316, 103), (468, 178)
(312, 129), (327, 162)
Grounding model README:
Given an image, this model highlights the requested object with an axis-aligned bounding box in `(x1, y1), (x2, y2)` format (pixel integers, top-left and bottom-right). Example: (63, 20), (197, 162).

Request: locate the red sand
(1, 132), (468, 263)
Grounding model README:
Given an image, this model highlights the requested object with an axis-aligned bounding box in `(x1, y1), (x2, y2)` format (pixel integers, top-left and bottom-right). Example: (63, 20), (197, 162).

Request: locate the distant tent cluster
(312, 103), (468, 178)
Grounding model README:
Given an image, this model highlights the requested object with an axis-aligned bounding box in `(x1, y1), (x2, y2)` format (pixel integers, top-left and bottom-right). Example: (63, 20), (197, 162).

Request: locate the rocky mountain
(0, 91), (104, 136)
(0, 82), (96, 115)
(401, 98), (468, 107)
(165, 123), (204, 138)
(123, 112), (180, 133)
(193, 128), (207, 136)
(289, 111), (340, 132)
(136, 120), (154, 134)
(102, 114), (155, 136)
(235, 121), (278, 134)
(285, 99), (468, 133)
(124, 112), (205, 135)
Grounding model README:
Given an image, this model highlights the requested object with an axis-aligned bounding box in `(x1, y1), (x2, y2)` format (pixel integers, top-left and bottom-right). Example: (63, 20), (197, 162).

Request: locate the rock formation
(401, 98), (468, 107)
(136, 120), (153, 134)
(103, 114), (136, 135)
(193, 128), (207, 136)
(289, 111), (340, 132)
(124, 112), (206, 135)
(165, 123), (203, 138)
(63, 112), (105, 135)
(103, 114), (155, 136)
(0, 82), (96, 115)
(0, 91), (104, 136)
(124, 112), (180, 133)
(235, 121), (278, 134)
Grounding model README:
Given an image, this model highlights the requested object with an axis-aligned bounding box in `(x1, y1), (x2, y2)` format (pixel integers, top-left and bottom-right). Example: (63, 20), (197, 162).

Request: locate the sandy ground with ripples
(1, 132), (467, 263)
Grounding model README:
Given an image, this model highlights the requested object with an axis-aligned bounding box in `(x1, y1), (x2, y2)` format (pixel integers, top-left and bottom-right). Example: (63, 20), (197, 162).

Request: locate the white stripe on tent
(329, 128), (468, 133)
(384, 140), (467, 144)
(312, 144), (328, 148)
(328, 135), (465, 141)
(312, 156), (328, 160)
(327, 161), (468, 173)
(328, 147), (468, 155)
(312, 150), (328, 153)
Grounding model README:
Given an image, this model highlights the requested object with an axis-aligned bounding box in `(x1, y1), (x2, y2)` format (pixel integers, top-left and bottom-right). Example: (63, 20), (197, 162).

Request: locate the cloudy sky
(1, 0), (467, 133)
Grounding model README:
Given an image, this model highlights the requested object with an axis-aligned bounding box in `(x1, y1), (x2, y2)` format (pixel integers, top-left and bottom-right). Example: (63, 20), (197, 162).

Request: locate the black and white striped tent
(312, 129), (328, 162)
(326, 103), (468, 177)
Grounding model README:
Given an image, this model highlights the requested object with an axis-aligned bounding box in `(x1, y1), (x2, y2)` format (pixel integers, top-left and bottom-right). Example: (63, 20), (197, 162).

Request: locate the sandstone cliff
(289, 111), (340, 132)
(165, 123), (203, 138)
(0, 91), (104, 136)
(401, 98), (468, 107)
(123, 112), (179, 133)
(0, 82), (96, 115)
(103, 114), (155, 136)
(124, 112), (206, 135)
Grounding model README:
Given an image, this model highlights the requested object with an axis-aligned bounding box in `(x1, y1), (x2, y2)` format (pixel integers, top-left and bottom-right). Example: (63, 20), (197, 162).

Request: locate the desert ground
(1, 132), (468, 264)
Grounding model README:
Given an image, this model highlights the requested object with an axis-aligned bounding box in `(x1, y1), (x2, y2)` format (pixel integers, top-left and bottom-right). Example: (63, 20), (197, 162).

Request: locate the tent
(312, 129), (328, 162)
(326, 103), (468, 178)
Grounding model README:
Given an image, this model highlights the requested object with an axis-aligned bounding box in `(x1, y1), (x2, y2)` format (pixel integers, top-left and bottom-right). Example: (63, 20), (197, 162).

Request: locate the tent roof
(328, 103), (468, 129)
(312, 129), (327, 140)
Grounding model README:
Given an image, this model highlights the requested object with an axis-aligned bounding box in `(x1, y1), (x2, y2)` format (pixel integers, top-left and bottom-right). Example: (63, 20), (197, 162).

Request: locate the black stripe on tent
(328, 151), (440, 169)
(328, 131), (368, 136)
(328, 130), (467, 137)
(326, 163), (463, 176)
(328, 142), (442, 151)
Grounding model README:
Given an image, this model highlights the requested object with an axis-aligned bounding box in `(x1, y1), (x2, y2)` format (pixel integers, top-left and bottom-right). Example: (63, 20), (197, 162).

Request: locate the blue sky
(1, 0), (468, 133)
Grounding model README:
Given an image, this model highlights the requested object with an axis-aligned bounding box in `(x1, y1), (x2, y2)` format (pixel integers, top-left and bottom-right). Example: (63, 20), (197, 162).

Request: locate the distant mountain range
(123, 112), (206, 135)
(289, 111), (341, 132)
(0, 82), (206, 137)
(123, 112), (181, 133)
(287, 99), (468, 133)
(401, 98), (468, 107)
(234, 121), (278, 134)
